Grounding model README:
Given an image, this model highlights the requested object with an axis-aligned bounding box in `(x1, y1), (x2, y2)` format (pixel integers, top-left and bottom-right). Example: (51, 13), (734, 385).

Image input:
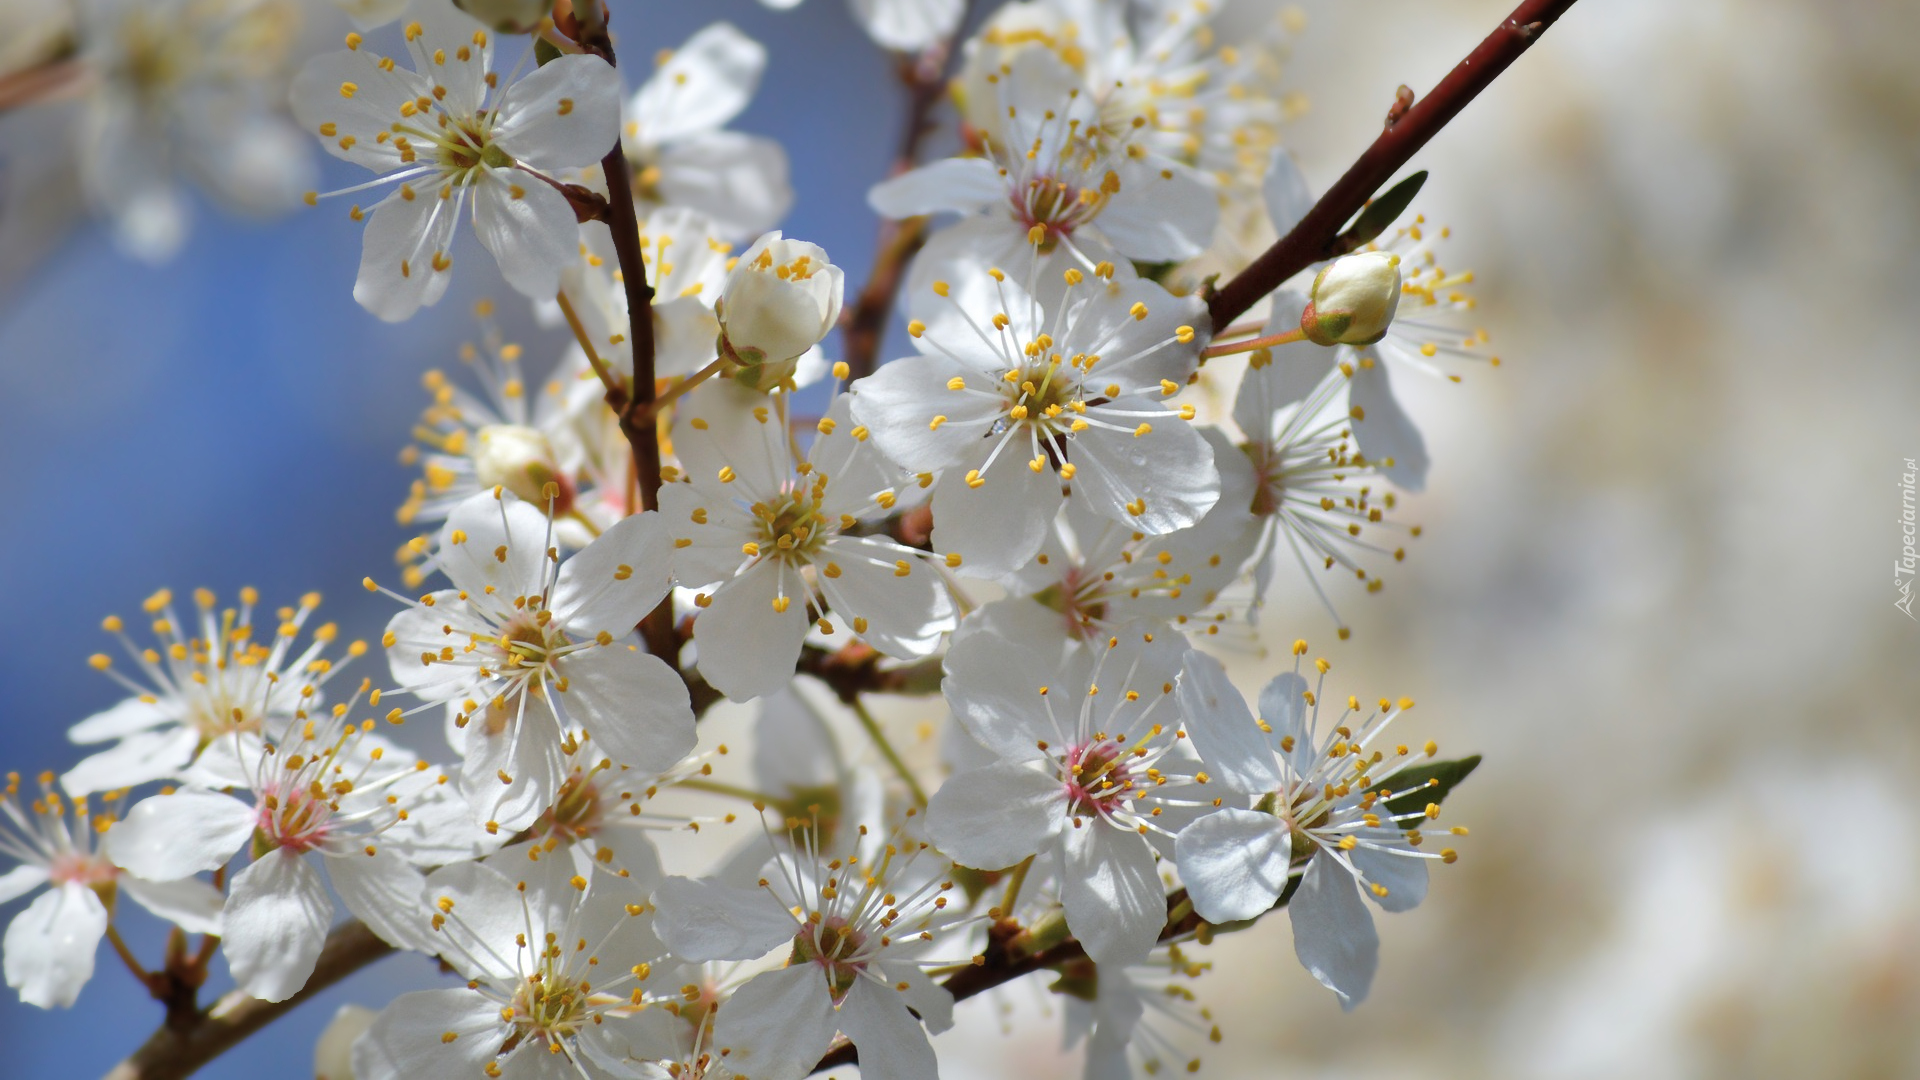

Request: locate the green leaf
(1329, 170), (1428, 255)
(1378, 753), (1480, 829)
(534, 37), (563, 67)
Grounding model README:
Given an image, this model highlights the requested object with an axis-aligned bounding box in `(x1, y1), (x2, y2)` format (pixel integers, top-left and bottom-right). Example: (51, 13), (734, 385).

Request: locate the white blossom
(623, 22), (792, 241)
(103, 686), (471, 1001)
(0, 776), (221, 1008)
(73, 0), (314, 262)
(290, 0), (623, 320)
(63, 587), (362, 797)
(353, 857), (664, 1080)
(927, 624), (1206, 967)
(379, 490), (695, 832)
(653, 819), (963, 1080)
(871, 47), (1218, 303)
(851, 263), (1217, 577)
(663, 383), (954, 701)
(1172, 648), (1459, 1008)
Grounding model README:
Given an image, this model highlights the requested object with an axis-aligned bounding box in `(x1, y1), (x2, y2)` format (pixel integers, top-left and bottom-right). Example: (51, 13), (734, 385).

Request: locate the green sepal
(534, 37), (563, 67)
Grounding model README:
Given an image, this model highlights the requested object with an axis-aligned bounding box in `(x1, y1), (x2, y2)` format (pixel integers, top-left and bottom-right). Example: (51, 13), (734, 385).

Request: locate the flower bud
(473, 424), (573, 512)
(452, 0), (550, 33)
(716, 233), (843, 392)
(1300, 252), (1402, 347)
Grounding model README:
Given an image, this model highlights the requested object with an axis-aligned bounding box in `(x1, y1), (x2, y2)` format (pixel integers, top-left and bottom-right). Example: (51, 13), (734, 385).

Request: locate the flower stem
(554, 288), (624, 401)
(104, 923), (149, 982)
(850, 696), (928, 807)
(634, 356), (728, 425)
(1201, 327), (1308, 358)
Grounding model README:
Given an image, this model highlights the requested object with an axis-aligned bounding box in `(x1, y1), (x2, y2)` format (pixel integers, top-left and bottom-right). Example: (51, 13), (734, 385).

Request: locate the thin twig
(101, 922), (394, 1080)
(1205, 0), (1580, 331)
(839, 8), (974, 381)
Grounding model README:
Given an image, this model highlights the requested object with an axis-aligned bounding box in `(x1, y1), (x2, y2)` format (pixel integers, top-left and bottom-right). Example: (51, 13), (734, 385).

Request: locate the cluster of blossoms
(0, 0), (1506, 1077)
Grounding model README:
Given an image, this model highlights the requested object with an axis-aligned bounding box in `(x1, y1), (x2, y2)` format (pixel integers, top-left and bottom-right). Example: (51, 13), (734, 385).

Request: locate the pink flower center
(1063, 740), (1133, 818)
(48, 852), (117, 888)
(259, 785), (332, 854)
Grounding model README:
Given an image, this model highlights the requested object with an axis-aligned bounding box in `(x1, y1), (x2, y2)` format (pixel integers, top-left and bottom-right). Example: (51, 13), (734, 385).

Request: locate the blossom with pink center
(0, 774), (221, 1008)
(106, 684), (486, 1002)
(926, 623), (1212, 967)
(652, 818), (966, 1079)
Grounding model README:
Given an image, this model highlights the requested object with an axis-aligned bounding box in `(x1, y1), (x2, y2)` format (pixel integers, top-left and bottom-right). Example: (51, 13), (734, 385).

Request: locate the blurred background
(3, 0), (1919, 1076)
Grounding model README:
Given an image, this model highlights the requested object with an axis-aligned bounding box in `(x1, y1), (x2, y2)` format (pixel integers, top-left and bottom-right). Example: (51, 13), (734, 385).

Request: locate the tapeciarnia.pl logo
(1900, 458), (1917, 620)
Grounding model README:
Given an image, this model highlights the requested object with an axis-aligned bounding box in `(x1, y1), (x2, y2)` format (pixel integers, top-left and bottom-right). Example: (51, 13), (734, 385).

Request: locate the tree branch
(1204, 0), (1580, 331)
(102, 922), (394, 1080)
(839, 9), (974, 381)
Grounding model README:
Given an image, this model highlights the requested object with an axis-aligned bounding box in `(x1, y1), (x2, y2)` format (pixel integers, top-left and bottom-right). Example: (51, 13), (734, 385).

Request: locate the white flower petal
(927, 761), (1064, 871)
(550, 509), (675, 638)
(472, 171), (578, 304)
(692, 558), (811, 703)
(1069, 397), (1219, 536)
(382, 597), (474, 702)
(106, 790), (255, 882)
(930, 440), (1062, 578)
(658, 482), (755, 586)
(353, 180), (461, 323)
(492, 53), (621, 168)
(1059, 819), (1164, 968)
(673, 379), (791, 499)
(943, 607), (1081, 759)
(288, 50), (428, 173)
(1097, 162), (1217, 263)
(849, 0), (964, 50)
(1174, 807), (1292, 923)
(849, 353), (1003, 474)
(815, 536), (953, 659)
(868, 156), (1004, 219)
(120, 875), (224, 935)
(1175, 650), (1283, 794)
(1262, 148), (1314, 237)
(711, 965), (838, 1080)
(1351, 828), (1429, 914)
(837, 976), (939, 1076)
(1257, 671), (1313, 773)
(554, 645), (695, 773)
(223, 851), (333, 1002)
(652, 876), (795, 962)
(3, 882), (106, 1008)
(1232, 289), (1327, 431)
(459, 692), (565, 832)
(351, 988), (504, 1080)
(67, 696), (176, 744)
(439, 491), (550, 601)
(1347, 347), (1430, 492)
(653, 131), (794, 240)
(1290, 850), (1378, 1009)
(0, 865), (49, 905)
(60, 726), (199, 796)
(878, 959), (954, 1034)
(326, 847), (436, 953)
(632, 23), (765, 144)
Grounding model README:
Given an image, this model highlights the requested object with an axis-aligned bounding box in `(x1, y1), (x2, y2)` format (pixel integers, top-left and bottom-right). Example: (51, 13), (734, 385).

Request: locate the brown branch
(839, 11), (972, 381)
(102, 922), (394, 1080)
(568, 2), (677, 667)
(1205, 0), (1580, 331)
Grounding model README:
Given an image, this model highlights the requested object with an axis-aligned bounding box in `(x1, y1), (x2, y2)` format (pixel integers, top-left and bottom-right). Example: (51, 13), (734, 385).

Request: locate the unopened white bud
(452, 0), (549, 33)
(1301, 252), (1402, 346)
(717, 233), (843, 392)
(473, 425), (571, 511)
(315, 1003), (376, 1080)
